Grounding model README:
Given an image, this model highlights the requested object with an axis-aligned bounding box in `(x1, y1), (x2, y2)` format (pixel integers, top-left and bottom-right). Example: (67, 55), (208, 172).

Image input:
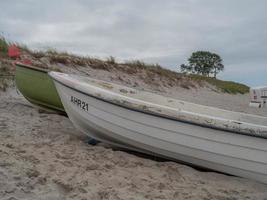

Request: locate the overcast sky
(1, 0), (266, 86)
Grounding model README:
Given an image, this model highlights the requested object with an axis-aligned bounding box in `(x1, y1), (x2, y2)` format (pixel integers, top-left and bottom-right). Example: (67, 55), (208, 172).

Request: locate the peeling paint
(119, 89), (128, 94)
(97, 82), (114, 89)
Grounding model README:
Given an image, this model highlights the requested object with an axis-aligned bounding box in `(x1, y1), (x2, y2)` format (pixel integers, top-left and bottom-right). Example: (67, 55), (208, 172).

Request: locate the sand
(1, 68), (267, 199)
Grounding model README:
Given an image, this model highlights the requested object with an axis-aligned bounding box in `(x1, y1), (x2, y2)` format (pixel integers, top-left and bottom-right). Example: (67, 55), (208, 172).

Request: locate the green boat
(15, 62), (65, 113)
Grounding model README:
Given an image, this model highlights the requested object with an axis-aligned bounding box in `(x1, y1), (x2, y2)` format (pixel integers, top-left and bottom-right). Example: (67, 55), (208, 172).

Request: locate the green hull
(15, 63), (65, 113)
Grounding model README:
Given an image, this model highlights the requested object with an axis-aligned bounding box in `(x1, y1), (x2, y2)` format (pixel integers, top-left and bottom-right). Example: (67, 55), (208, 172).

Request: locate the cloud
(0, 0), (266, 86)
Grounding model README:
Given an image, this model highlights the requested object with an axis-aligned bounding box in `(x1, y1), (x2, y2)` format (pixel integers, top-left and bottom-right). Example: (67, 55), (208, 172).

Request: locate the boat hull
(15, 63), (65, 113)
(53, 79), (267, 184)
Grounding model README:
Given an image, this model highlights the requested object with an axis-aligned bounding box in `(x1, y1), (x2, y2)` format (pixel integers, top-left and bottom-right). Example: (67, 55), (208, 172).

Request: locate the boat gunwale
(49, 72), (267, 139)
(15, 62), (49, 73)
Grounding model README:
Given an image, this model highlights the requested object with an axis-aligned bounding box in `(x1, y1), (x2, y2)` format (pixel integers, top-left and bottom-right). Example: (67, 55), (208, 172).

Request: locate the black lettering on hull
(70, 96), (89, 112)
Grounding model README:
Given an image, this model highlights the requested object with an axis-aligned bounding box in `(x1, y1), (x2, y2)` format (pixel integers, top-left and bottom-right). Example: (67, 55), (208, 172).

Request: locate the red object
(21, 59), (32, 65)
(8, 44), (21, 58)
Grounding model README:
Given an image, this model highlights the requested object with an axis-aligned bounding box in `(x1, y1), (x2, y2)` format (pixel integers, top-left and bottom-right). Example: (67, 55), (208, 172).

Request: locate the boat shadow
(88, 138), (235, 177)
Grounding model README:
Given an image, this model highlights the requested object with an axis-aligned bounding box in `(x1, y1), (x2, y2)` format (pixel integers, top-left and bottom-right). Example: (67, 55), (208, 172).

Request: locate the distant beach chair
(249, 86), (267, 108)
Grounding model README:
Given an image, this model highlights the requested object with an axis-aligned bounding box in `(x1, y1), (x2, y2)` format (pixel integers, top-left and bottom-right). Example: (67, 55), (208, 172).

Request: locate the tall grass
(0, 62), (12, 91)
(190, 75), (249, 94)
(0, 36), (8, 55)
(106, 56), (116, 65)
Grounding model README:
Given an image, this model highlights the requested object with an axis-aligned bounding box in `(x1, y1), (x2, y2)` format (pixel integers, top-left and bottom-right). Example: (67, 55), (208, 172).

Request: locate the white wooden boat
(49, 72), (267, 184)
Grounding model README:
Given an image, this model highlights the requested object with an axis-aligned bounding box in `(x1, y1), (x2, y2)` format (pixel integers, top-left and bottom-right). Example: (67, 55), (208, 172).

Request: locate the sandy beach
(1, 0), (267, 198)
(1, 67), (267, 200)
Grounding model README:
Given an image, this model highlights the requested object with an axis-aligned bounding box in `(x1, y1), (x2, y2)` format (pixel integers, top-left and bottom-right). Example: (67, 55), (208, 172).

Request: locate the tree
(180, 51), (224, 78)
(180, 64), (192, 73)
(210, 54), (224, 79)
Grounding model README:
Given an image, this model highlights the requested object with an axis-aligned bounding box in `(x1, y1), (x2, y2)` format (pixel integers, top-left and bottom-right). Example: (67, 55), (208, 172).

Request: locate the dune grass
(0, 77), (9, 91)
(0, 37), (8, 55)
(28, 49), (251, 94)
(190, 75), (249, 94)
(0, 36), (249, 94)
(0, 63), (12, 91)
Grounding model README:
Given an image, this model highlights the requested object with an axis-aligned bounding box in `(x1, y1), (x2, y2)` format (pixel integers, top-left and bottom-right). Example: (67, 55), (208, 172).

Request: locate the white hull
(50, 72), (267, 184)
